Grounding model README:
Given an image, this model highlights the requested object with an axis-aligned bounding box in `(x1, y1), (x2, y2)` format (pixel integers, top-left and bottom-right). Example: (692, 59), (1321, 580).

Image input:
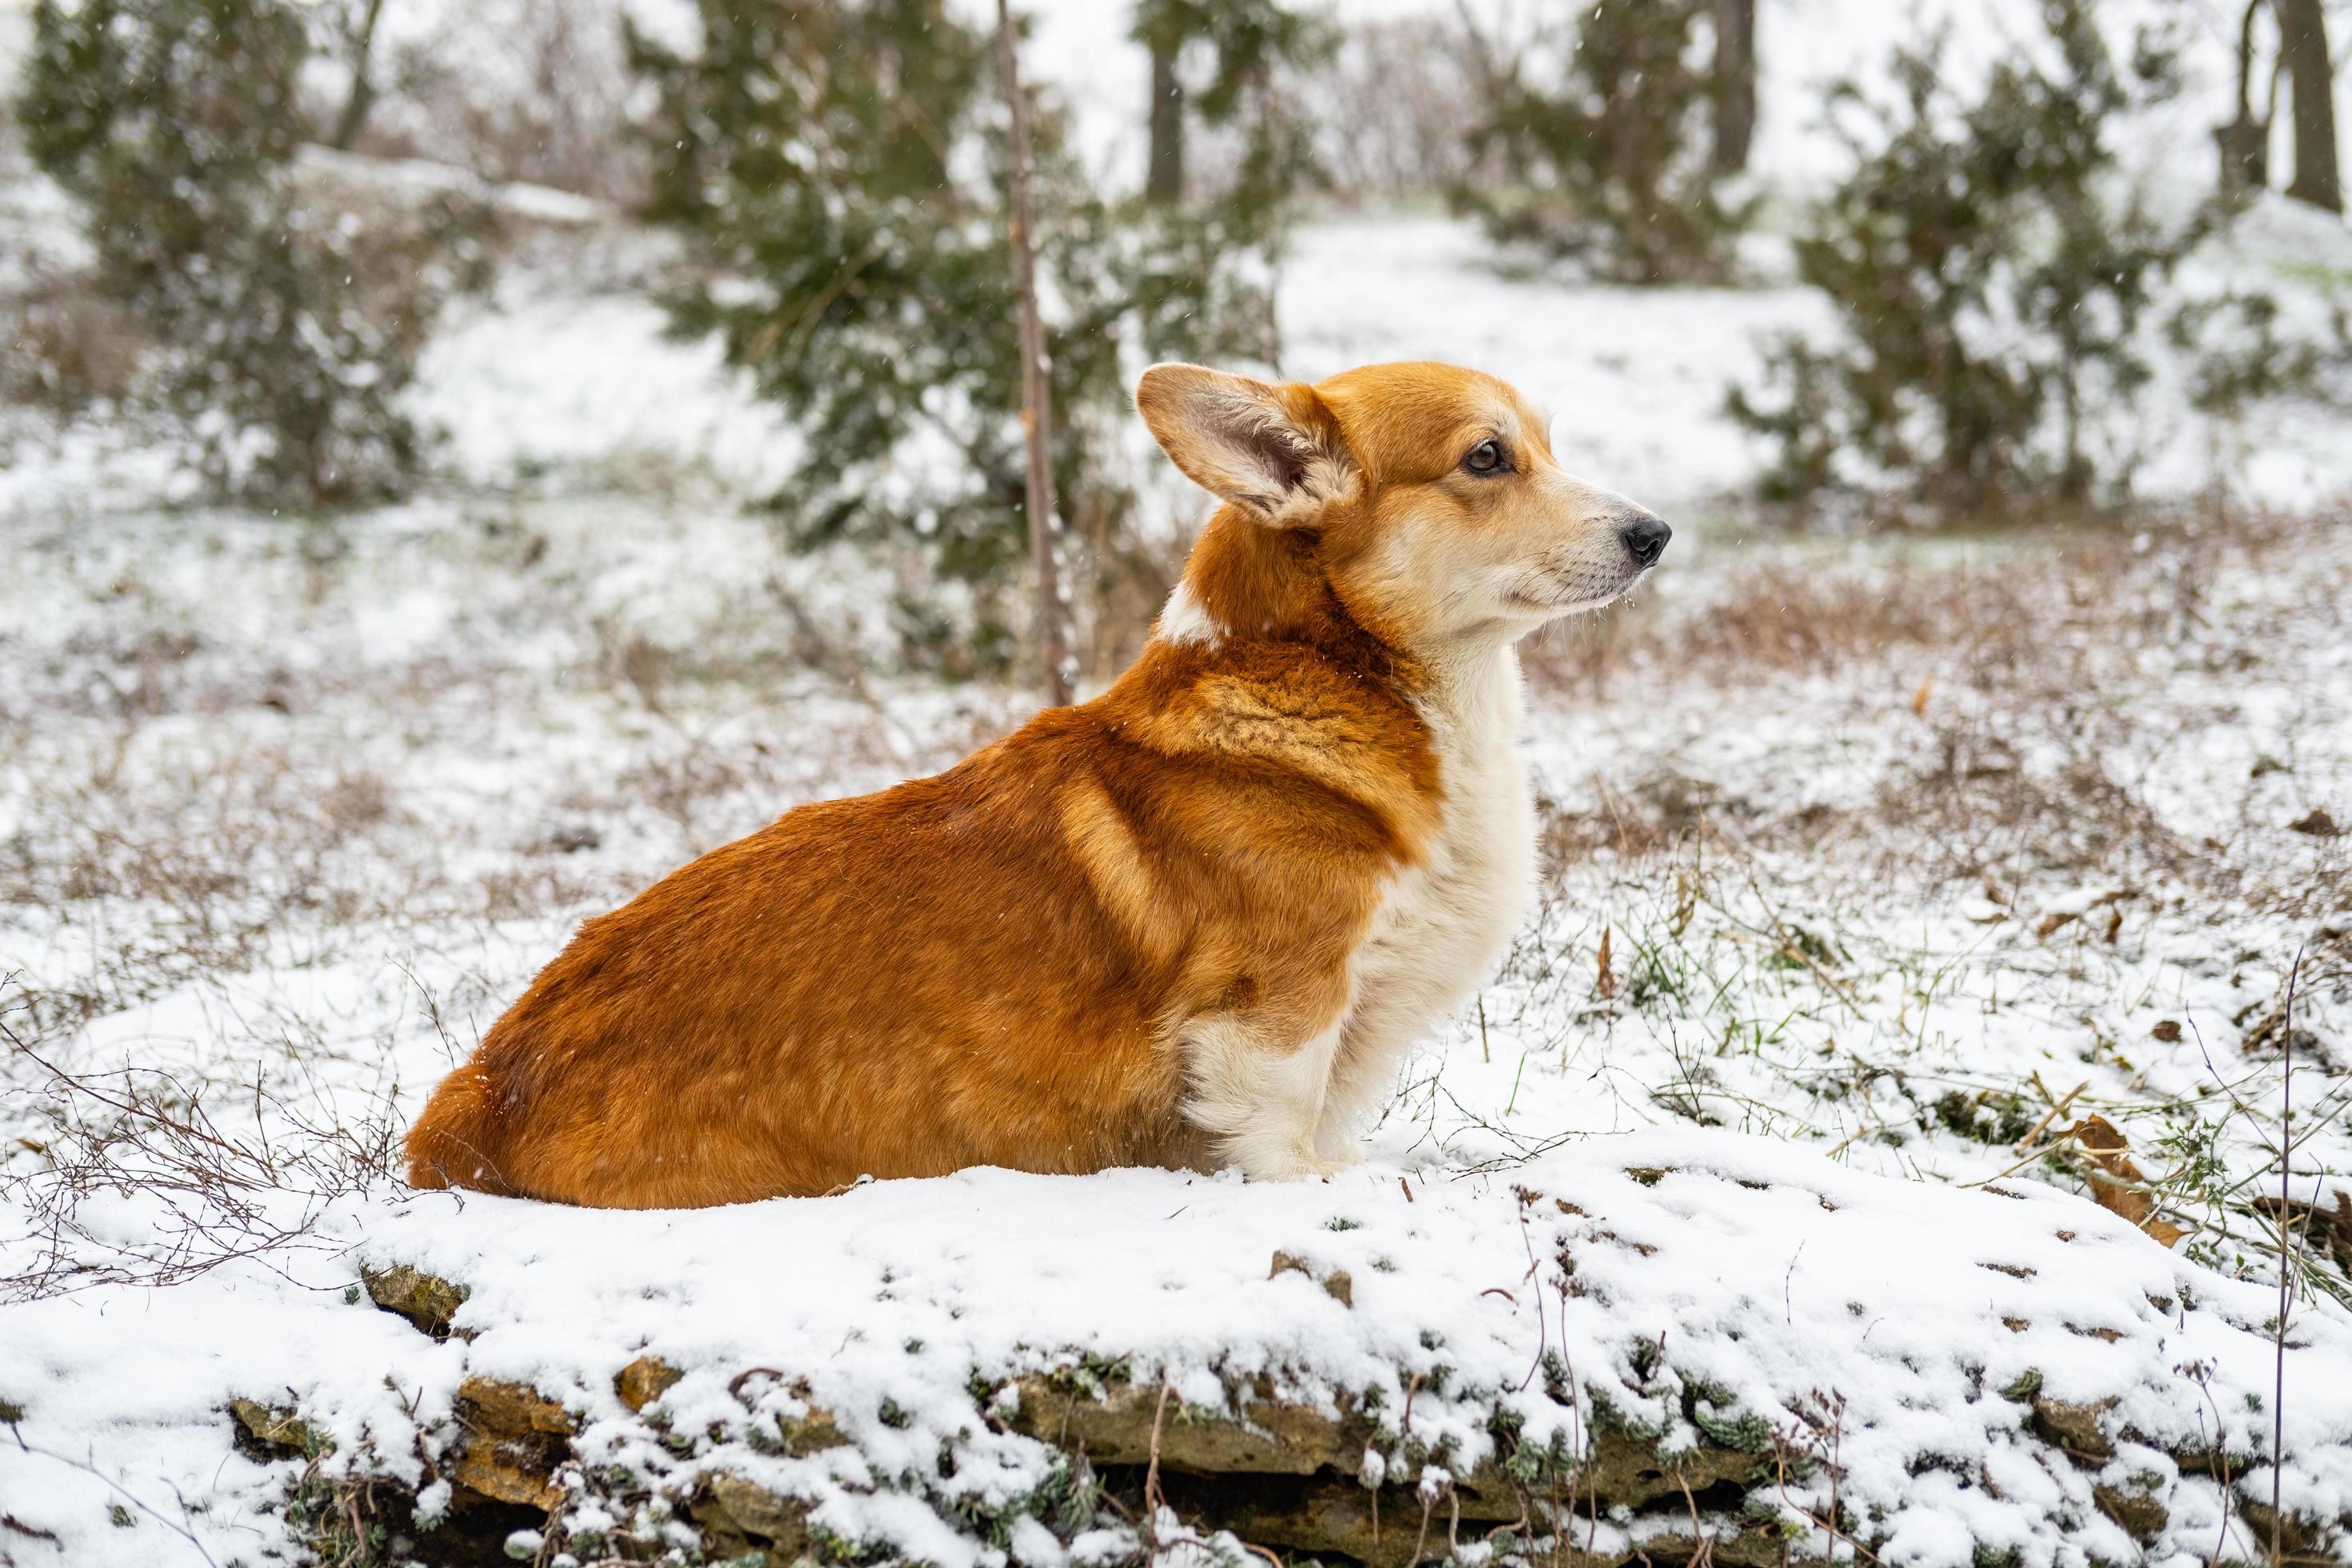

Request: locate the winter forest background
(6, 2), (2352, 1566)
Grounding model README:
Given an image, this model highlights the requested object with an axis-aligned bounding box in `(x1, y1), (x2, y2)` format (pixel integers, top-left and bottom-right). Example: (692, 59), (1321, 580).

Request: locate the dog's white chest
(1350, 650), (1535, 1032)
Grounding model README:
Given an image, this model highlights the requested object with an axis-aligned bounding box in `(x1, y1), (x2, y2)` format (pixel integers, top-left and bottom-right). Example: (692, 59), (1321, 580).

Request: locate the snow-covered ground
(6, 2), (2352, 1562)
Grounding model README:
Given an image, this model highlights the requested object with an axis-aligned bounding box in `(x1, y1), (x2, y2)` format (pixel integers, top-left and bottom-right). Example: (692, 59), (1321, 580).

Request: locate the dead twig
(1677, 1472), (1717, 1566)
(1142, 1372), (1173, 1564)
(1409, 1478), (1438, 1568)
(2011, 1078), (2090, 1152)
(2273, 943), (2304, 1566)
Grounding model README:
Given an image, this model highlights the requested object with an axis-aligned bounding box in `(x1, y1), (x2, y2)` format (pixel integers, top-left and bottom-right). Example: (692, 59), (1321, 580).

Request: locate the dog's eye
(1463, 439), (1506, 475)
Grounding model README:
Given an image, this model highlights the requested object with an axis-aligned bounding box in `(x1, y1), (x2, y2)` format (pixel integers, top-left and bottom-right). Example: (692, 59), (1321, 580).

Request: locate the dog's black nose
(1620, 512), (1671, 569)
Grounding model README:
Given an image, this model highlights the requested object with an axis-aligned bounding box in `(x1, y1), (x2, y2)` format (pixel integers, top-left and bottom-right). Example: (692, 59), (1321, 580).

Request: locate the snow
(6, 1129), (2348, 1566)
(411, 250), (803, 499)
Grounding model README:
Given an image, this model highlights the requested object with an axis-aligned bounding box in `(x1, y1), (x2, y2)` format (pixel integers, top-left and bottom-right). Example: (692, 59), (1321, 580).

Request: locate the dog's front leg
(1313, 999), (1427, 1165)
(1178, 1010), (1353, 1182)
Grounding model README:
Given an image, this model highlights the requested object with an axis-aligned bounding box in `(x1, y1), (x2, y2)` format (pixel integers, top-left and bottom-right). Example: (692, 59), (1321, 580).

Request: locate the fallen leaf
(1910, 675), (1934, 715)
(1594, 926), (1616, 1000)
(2034, 888), (2128, 938)
(2070, 1115), (2148, 1218)
(2287, 807), (2341, 838)
(2150, 1019), (2182, 1042)
(2068, 1115), (2185, 1246)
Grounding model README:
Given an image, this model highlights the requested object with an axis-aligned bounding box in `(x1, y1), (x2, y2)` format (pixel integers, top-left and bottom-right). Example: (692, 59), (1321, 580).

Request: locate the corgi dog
(406, 361), (1668, 1208)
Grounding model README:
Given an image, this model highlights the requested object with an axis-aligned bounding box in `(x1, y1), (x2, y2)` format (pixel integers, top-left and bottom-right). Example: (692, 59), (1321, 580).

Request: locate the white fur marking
(1156, 580), (1226, 649)
(1317, 646), (1534, 1157)
(1171, 647), (1536, 1175)
(1182, 1016), (1350, 1180)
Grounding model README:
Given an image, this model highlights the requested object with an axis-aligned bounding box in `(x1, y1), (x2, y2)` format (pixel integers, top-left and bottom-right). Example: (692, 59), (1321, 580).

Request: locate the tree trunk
(2274, 0), (2341, 213)
(1711, 0), (1756, 174)
(994, 0), (1074, 707)
(2215, 0), (2271, 196)
(1146, 42), (1184, 204)
(329, 0), (388, 151)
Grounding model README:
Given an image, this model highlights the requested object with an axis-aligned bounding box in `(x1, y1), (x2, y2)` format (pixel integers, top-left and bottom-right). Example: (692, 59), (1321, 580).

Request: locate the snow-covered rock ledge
(8, 1130), (2351, 1566)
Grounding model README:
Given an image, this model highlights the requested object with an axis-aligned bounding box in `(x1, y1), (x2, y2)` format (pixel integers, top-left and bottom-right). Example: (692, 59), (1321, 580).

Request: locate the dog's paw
(1240, 1142), (1358, 1182)
(1313, 1126), (1368, 1165)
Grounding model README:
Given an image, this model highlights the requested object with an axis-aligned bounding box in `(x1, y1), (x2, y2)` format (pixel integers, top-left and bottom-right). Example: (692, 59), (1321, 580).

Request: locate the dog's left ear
(1135, 363), (1356, 526)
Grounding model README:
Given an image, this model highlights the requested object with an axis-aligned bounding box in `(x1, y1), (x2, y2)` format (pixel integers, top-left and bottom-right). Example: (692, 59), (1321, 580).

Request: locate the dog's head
(1137, 361), (1667, 653)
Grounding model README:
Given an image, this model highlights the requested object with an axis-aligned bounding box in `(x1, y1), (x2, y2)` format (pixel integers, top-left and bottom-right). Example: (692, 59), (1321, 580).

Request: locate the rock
(235, 1350), (2348, 1567)
(693, 1473), (812, 1562)
(2236, 1495), (2328, 1558)
(776, 1404), (846, 1454)
(616, 1355), (685, 1413)
(446, 1448), (562, 1513)
(360, 1262), (471, 1340)
(2029, 1394), (2115, 1466)
(1567, 1421), (1773, 1514)
(1006, 1366), (1768, 1524)
(1169, 1472), (1784, 1568)
(227, 1397), (329, 1459)
(450, 1377), (574, 1512)
(1006, 1374), (1363, 1475)
(1438, 1458), (1522, 1522)
(726, 1369), (846, 1454)
(2094, 1482), (2168, 1543)
(1166, 1474), (1404, 1567)
(458, 1376), (573, 1438)
(1270, 1250), (1353, 1306)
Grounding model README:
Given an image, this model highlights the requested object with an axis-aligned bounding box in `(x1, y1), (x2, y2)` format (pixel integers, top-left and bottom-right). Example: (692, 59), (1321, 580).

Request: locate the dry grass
(0, 746), (431, 1031)
(1524, 510), (2351, 914)
(0, 274), (150, 410)
(0, 551), (1015, 1049)
(1524, 538), (2116, 696)
(0, 989), (404, 1303)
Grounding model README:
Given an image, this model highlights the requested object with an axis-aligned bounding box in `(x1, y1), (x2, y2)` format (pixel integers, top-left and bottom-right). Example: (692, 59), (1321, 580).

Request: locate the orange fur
(406, 362), (1666, 1207)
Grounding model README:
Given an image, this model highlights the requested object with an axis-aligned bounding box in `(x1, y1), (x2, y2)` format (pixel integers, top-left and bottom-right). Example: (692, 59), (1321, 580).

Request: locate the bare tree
(1148, 42), (1185, 203)
(1305, 17), (1482, 202)
(2274, 0), (2341, 212)
(326, 0), (389, 150)
(1712, 0), (1756, 174)
(2214, 0), (2278, 196)
(994, 0), (1073, 706)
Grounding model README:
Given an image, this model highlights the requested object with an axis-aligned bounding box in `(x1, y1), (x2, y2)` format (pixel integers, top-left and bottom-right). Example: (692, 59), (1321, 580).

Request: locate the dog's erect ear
(1135, 363), (1355, 526)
